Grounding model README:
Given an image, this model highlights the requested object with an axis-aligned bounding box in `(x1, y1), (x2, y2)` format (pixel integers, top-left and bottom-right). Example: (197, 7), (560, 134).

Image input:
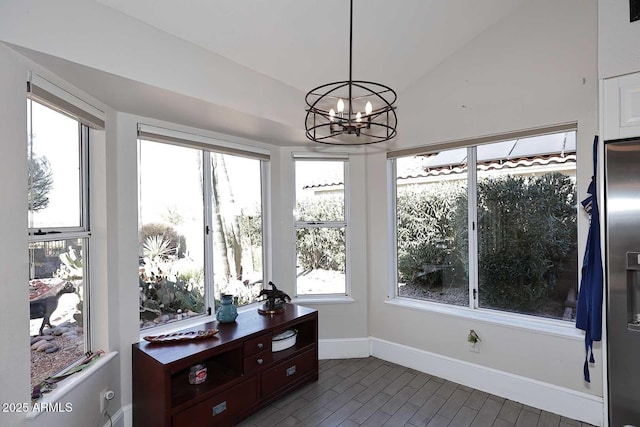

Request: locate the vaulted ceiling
(1, 0), (528, 146)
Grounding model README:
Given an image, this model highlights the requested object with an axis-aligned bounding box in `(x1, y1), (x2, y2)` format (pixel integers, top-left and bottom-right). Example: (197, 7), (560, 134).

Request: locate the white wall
(0, 0), (606, 424)
(0, 43), (125, 427)
(366, 0), (600, 403)
(270, 146), (370, 342)
(599, 0), (640, 79)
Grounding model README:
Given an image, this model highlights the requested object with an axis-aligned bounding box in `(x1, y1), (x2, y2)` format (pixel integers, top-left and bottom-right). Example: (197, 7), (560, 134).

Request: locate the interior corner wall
(366, 0), (600, 403)
(270, 146), (370, 342)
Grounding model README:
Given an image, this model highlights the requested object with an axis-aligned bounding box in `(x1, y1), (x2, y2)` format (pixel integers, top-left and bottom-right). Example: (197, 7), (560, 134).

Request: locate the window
(294, 156), (348, 295)
(27, 99), (91, 396)
(392, 129), (577, 321)
(138, 131), (265, 330)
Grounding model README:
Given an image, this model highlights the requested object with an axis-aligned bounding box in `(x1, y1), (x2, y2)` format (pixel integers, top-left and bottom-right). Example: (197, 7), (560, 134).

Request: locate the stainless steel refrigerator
(605, 137), (640, 426)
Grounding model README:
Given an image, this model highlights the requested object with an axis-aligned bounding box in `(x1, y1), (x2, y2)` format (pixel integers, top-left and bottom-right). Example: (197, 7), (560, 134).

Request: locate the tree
(27, 154), (53, 211)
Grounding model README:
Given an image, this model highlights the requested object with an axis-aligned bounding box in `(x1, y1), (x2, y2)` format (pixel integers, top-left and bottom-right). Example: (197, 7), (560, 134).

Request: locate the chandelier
(305, 0), (397, 145)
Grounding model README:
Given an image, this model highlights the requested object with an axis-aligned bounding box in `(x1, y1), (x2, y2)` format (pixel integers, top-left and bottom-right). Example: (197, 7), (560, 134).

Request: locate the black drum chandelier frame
(305, 0), (398, 145)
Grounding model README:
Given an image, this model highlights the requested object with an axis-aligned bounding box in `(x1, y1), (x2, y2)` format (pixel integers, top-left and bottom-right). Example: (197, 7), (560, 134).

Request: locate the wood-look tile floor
(237, 357), (595, 427)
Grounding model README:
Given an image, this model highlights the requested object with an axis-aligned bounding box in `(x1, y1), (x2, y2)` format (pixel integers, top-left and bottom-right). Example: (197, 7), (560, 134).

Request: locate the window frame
(27, 98), (93, 372)
(137, 126), (269, 333)
(293, 154), (351, 298)
(388, 125), (581, 333)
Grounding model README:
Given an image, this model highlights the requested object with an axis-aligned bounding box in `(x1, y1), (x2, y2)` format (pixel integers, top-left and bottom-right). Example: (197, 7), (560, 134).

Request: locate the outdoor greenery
(140, 223), (187, 259)
(475, 173), (577, 312)
(396, 181), (468, 288)
(139, 233), (205, 321)
(296, 194), (346, 273)
(27, 154), (53, 212)
(395, 172), (577, 314)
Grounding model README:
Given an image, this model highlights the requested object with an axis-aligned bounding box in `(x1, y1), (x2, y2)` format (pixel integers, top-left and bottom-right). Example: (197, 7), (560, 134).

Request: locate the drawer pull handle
(212, 401), (227, 416)
(257, 358), (264, 365)
(286, 365), (297, 377)
(257, 343), (264, 349)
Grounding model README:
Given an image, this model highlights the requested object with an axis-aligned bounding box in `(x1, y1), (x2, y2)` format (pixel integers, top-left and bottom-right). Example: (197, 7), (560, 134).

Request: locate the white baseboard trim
(319, 338), (370, 359)
(103, 404), (131, 427)
(370, 338), (604, 426)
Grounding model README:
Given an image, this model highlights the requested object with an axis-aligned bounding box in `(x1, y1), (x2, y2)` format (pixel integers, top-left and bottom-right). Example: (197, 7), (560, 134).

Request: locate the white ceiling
(95, 0), (526, 93)
(4, 0), (529, 146)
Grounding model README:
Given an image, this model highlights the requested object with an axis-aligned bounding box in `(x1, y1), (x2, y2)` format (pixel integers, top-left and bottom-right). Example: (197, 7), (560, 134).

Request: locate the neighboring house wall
(366, 0), (600, 416)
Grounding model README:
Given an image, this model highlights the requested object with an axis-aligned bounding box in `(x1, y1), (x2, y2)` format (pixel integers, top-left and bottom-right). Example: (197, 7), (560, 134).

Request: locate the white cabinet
(604, 72), (640, 140)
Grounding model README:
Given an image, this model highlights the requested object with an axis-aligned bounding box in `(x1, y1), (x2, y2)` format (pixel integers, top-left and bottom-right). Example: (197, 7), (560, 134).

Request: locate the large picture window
(138, 134), (265, 330)
(392, 130), (577, 321)
(294, 156), (348, 296)
(27, 98), (91, 397)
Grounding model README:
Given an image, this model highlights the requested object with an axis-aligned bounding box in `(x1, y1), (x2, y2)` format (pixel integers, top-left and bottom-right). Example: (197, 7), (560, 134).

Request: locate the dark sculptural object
(258, 281), (291, 314)
(30, 281), (76, 335)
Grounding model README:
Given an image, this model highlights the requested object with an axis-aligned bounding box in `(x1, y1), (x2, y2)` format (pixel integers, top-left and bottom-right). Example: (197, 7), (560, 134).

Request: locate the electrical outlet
(100, 389), (115, 413)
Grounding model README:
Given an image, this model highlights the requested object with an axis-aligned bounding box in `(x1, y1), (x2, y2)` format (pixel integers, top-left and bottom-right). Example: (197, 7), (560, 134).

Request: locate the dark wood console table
(132, 304), (318, 426)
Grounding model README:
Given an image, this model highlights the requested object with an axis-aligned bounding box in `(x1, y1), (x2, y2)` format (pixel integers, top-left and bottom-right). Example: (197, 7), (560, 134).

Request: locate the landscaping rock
(44, 345), (59, 354)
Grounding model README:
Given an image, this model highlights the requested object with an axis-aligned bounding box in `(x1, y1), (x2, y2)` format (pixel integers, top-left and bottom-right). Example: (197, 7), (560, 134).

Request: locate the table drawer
(244, 333), (272, 356)
(172, 377), (257, 427)
(261, 350), (316, 397)
(244, 349), (273, 374)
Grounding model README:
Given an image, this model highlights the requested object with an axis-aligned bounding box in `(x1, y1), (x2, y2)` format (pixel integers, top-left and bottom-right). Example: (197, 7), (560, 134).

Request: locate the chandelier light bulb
(365, 101), (373, 115)
(329, 108), (336, 122)
(337, 98), (345, 113)
(356, 111), (362, 122)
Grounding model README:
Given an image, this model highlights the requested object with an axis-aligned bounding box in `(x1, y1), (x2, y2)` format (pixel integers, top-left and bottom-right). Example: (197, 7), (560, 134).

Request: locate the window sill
(25, 350), (118, 420)
(385, 297), (583, 341)
(293, 295), (355, 305)
(138, 302), (265, 340)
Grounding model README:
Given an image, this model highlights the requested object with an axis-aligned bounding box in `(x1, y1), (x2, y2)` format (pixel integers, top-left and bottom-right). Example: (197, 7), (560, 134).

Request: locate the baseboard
(318, 338), (370, 359)
(103, 404), (131, 427)
(370, 337), (604, 426)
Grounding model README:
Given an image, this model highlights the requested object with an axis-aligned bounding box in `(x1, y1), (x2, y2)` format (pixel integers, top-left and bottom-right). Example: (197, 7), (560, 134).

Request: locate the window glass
(27, 99), (89, 399)
(138, 141), (206, 329)
(210, 153), (263, 305)
(396, 151), (469, 306)
(28, 101), (81, 229)
(138, 140), (265, 330)
(476, 139), (577, 319)
(295, 159), (347, 295)
(393, 131), (578, 321)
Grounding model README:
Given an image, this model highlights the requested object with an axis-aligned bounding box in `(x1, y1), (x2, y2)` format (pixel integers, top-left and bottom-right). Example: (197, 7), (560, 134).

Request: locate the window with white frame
(27, 97), (92, 398)
(294, 155), (348, 296)
(138, 130), (266, 330)
(391, 129), (578, 321)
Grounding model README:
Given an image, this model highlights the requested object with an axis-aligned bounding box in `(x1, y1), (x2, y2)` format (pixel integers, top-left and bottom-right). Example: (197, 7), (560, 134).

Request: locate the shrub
(139, 223), (186, 258)
(296, 195), (345, 272)
(396, 172), (576, 315)
(474, 173), (576, 312)
(396, 181), (467, 288)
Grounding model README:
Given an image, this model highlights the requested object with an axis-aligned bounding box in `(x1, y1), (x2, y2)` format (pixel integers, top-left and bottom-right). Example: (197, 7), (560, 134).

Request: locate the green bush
(296, 195), (345, 272)
(139, 223), (187, 258)
(396, 172), (576, 315)
(396, 182), (467, 288)
(475, 173), (576, 312)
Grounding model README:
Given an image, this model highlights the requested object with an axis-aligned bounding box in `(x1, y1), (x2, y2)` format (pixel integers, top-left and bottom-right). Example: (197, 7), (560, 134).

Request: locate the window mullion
(80, 124), (90, 231)
(202, 151), (215, 314)
(468, 146), (479, 309)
